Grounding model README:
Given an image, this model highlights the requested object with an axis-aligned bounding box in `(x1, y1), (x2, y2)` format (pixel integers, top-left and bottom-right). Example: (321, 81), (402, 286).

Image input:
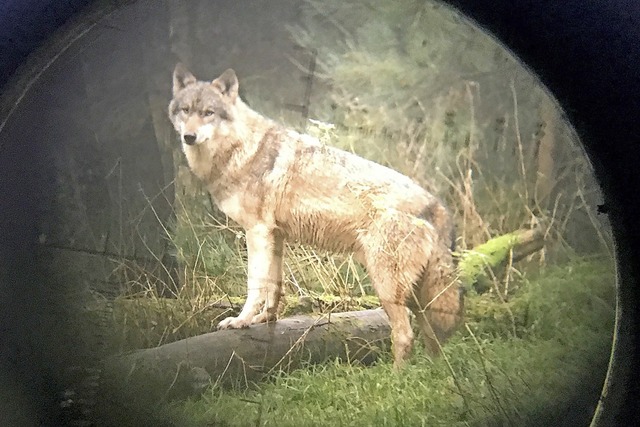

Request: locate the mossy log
(106, 226), (544, 400)
(458, 225), (545, 293)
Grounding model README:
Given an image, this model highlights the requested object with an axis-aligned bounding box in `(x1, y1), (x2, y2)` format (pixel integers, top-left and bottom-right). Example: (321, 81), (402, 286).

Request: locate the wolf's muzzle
(183, 134), (197, 145)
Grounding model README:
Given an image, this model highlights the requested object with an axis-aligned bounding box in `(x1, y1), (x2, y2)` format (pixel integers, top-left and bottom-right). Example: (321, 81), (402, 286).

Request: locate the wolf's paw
(217, 316), (251, 330)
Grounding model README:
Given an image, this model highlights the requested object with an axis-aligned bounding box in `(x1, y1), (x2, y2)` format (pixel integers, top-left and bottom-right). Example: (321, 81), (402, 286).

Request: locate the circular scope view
(0, 1), (616, 426)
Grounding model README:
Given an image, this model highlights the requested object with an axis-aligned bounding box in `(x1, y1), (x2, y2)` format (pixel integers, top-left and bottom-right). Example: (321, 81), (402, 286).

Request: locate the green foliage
(164, 258), (615, 426)
(106, 296), (232, 352)
(520, 257), (615, 340)
(170, 212), (247, 295)
(464, 257), (614, 339)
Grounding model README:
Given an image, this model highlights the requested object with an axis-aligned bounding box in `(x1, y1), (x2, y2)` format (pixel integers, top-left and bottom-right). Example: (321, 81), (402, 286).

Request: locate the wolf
(168, 63), (463, 367)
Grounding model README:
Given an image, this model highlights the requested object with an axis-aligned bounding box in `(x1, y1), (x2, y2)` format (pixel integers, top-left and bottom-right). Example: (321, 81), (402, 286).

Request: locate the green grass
(162, 257), (615, 426)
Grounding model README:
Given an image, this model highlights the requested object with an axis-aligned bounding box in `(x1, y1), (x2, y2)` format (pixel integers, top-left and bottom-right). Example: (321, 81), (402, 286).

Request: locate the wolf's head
(168, 64), (239, 146)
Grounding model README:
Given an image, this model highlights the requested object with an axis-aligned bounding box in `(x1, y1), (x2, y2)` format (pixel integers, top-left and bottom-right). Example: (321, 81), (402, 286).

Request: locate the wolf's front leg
(217, 225), (284, 330)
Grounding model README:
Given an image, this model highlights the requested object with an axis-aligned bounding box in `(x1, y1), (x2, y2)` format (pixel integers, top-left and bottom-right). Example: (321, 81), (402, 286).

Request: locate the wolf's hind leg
(411, 259), (463, 356)
(217, 225), (284, 329)
(380, 299), (414, 368)
(412, 306), (441, 357)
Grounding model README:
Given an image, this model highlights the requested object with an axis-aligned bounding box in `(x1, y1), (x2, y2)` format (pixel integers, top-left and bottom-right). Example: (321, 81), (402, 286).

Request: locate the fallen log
(457, 225), (545, 293)
(104, 309), (392, 400)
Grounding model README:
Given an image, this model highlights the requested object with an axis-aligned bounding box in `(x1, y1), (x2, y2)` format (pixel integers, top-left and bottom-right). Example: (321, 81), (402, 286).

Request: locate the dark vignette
(0, 0), (638, 425)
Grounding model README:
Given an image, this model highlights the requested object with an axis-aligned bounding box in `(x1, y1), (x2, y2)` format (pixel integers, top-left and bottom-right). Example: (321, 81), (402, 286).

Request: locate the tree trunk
(138, 1), (185, 295)
(534, 98), (556, 208)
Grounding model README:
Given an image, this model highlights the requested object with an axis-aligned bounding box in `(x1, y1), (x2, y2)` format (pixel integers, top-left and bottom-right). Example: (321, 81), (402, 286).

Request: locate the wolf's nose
(183, 134), (197, 145)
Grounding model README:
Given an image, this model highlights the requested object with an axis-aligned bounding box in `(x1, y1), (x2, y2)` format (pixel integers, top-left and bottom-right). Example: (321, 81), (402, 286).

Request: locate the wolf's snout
(183, 133), (197, 145)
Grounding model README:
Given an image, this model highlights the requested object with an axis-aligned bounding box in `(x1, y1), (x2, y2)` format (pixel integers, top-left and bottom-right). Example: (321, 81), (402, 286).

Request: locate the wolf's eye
(204, 110), (215, 117)
(180, 107), (189, 114)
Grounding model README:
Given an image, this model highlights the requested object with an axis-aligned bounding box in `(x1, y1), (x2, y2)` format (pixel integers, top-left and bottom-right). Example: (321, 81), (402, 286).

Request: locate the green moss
(457, 231), (525, 293)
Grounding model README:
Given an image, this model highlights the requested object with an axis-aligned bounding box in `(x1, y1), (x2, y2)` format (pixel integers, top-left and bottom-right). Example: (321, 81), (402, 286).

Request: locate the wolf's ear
(173, 63), (196, 96)
(212, 69), (239, 103)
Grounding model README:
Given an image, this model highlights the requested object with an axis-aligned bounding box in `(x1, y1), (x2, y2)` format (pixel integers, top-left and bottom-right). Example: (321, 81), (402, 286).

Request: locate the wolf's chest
(216, 193), (245, 224)
(214, 191), (270, 229)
